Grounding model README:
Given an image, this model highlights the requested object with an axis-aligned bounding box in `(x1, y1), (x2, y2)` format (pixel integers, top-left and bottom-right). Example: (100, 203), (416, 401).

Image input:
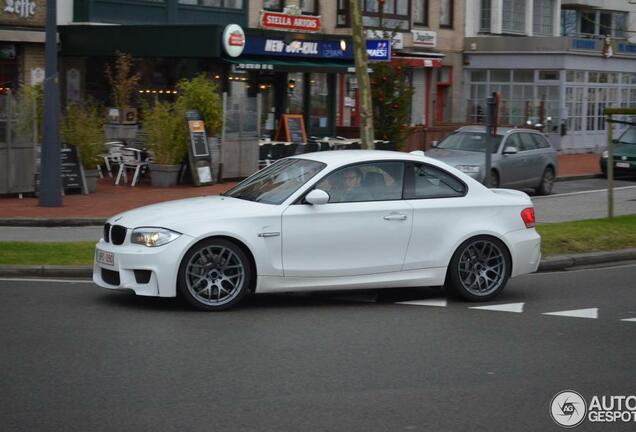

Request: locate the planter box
(150, 164), (180, 187)
(84, 169), (99, 194)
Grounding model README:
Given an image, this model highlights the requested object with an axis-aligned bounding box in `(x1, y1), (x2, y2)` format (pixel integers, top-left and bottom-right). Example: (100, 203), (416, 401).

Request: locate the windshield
(438, 132), (503, 153)
(223, 159), (326, 204)
(617, 126), (636, 145)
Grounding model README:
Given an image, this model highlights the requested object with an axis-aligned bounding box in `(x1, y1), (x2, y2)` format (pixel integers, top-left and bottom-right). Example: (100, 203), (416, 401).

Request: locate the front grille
(101, 268), (120, 286)
(104, 223), (111, 243)
(111, 225), (127, 245)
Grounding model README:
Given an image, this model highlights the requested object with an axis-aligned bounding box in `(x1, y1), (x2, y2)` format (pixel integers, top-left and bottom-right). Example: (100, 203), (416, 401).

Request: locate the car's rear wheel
(489, 170), (500, 188)
(446, 236), (510, 301)
(177, 238), (252, 311)
(535, 166), (555, 195)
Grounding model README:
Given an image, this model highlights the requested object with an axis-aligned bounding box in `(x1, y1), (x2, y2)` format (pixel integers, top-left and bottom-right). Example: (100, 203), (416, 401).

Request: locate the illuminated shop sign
(243, 37), (391, 61)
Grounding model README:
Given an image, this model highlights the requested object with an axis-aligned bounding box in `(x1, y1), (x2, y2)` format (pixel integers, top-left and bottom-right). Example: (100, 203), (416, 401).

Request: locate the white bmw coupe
(94, 150), (540, 311)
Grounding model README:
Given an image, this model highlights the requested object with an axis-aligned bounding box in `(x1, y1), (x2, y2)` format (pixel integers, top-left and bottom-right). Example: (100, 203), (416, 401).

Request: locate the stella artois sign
(260, 6), (321, 33)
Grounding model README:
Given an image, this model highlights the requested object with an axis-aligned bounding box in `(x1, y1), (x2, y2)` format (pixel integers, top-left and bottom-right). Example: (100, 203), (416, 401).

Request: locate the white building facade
(464, 0), (636, 153)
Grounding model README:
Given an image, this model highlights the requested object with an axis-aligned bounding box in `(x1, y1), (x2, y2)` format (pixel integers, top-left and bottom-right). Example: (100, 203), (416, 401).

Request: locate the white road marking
(395, 299), (447, 307)
(620, 318), (636, 322)
(532, 185), (636, 199)
(542, 308), (599, 319)
(0, 277), (92, 284)
(469, 302), (525, 313)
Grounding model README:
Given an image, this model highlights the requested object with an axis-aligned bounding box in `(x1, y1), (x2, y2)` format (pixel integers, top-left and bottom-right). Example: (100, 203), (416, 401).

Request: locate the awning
(0, 29), (45, 43)
(60, 25), (222, 58)
(392, 56), (443, 68)
(226, 57), (354, 72)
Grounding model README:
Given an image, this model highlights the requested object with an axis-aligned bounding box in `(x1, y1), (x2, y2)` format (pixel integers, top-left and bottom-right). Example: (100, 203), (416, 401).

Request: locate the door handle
(383, 213), (408, 221)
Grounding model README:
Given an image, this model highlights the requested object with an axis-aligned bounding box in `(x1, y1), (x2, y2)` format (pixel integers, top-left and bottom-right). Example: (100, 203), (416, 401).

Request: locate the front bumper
(504, 228), (541, 277)
(600, 158), (636, 176)
(93, 234), (193, 297)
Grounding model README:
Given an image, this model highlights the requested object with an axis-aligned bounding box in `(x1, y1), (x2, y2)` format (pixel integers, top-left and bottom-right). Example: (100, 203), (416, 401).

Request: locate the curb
(1, 249), (636, 279)
(0, 265), (92, 278)
(555, 174), (602, 182)
(0, 218), (106, 227)
(537, 248), (636, 272)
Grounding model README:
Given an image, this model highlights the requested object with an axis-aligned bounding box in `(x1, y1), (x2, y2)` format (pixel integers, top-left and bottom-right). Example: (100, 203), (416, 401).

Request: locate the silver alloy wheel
(185, 245), (245, 306)
(457, 239), (506, 297)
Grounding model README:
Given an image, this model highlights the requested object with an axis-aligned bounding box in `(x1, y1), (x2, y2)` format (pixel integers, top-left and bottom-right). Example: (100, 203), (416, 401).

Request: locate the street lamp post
(39, 0), (62, 207)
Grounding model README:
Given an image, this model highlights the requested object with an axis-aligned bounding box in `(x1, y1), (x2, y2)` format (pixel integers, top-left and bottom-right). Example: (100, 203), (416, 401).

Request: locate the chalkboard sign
(275, 114), (307, 143)
(60, 146), (88, 194)
(185, 110), (214, 186)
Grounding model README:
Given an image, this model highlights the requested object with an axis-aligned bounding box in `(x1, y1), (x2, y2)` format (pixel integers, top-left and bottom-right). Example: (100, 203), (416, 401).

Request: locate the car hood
(425, 149), (488, 166)
(107, 196), (272, 234)
(614, 143), (636, 157)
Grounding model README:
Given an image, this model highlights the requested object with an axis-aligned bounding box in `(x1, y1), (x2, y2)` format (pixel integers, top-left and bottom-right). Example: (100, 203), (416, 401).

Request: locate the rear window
(405, 163), (467, 199)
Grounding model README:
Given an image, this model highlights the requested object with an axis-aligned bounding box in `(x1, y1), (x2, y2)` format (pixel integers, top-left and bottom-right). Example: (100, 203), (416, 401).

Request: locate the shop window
(309, 74), (330, 132)
(300, 0), (318, 15)
(502, 0), (526, 34)
(178, 0), (242, 7)
(263, 0), (283, 11)
(491, 70), (511, 82)
(287, 72), (305, 115)
(470, 70), (487, 82)
(532, 0), (554, 36)
(538, 71), (559, 81)
(439, 0), (453, 28)
(514, 70), (534, 83)
(479, 0), (491, 33)
(413, 0), (429, 26)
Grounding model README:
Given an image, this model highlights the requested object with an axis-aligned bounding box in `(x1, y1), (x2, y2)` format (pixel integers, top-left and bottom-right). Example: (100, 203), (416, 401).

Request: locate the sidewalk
(0, 153), (599, 220)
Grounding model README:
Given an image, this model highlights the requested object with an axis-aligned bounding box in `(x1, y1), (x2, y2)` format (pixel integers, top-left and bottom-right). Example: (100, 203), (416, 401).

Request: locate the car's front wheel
(445, 236), (511, 301)
(177, 238), (252, 311)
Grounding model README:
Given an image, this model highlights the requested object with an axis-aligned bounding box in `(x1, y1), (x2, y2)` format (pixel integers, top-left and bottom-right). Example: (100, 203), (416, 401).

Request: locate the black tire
(177, 238), (252, 311)
(489, 170), (500, 188)
(535, 166), (555, 195)
(445, 235), (511, 302)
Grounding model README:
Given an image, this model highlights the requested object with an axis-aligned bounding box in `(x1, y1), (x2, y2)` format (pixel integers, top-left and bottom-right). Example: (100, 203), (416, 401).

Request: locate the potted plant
(61, 102), (106, 193)
(105, 51), (141, 125)
(143, 102), (187, 187)
(175, 74), (224, 181)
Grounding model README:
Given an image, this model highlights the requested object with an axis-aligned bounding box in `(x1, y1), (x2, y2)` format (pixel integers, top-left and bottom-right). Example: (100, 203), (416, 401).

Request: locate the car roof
(291, 150), (438, 166)
(456, 125), (543, 136)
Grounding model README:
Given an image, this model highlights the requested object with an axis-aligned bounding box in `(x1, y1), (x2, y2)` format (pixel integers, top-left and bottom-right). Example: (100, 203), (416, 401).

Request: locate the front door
(281, 161), (412, 277)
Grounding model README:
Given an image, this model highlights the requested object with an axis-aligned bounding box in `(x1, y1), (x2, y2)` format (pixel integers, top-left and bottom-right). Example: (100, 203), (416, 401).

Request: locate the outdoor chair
(259, 143), (272, 168)
(115, 147), (150, 187)
(304, 142), (319, 153)
(318, 142), (331, 151)
(99, 141), (125, 178)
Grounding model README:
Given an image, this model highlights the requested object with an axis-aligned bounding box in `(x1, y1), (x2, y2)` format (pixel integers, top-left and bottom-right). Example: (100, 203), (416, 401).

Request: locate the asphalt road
(1, 264), (635, 431)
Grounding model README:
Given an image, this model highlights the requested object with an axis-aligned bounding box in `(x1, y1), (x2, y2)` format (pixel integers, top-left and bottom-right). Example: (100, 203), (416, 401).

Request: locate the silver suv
(426, 126), (559, 195)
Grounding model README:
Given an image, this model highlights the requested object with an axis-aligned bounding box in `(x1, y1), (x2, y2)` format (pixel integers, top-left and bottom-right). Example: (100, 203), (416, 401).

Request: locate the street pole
(39, 0), (62, 207)
(607, 114), (614, 219)
(349, 0), (374, 149)
(484, 94), (496, 188)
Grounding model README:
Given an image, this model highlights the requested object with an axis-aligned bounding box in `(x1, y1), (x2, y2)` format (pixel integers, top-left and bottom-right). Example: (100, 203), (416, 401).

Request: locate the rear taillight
(521, 207), (535, 228)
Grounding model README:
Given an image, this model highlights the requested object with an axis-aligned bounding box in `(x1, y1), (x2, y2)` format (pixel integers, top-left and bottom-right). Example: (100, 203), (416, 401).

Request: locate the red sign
(391, 57), (442, 69)
(260, 11), (321, 33)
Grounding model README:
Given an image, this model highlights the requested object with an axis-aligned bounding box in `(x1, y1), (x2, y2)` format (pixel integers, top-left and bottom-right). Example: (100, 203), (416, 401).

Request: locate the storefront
(0, 0), (46, 92)
(464, 37), (636, 152)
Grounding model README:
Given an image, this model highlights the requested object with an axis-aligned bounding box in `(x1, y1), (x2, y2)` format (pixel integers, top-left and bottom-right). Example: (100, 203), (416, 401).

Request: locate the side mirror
(503, 146), (518, 155)
(431, 140), (439, 148)
(305, 189), (330, 205)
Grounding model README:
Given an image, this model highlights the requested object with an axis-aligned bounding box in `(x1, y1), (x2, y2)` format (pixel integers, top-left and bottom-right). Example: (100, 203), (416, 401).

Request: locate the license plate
(616, 162), (630, 168)
(96, 249), (114, 266)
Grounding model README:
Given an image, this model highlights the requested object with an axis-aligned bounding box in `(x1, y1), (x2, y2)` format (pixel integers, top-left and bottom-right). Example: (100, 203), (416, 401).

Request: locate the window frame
(403, 162), (468, 200)
(296, 160), (408, 204)
(438, 0), (454, 29)
(300, 0), (319, 15)
(413, 0), (429, 27)
(263, 0), (283, 12)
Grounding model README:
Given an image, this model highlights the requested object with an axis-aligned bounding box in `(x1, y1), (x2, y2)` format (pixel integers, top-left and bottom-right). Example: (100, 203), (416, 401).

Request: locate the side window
(519, 133), (538, 151)
(315, 162), (404, 203)
(530, 133), (551, 149)
(504, 134), (521, 151)
(406, 163), (466, 199)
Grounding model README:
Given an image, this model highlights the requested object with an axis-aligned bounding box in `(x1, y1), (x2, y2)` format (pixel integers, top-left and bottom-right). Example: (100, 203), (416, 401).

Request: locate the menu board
(185, 110), (214, 186)
(275, 114), (307, 143)
(60, 146), (88, 194)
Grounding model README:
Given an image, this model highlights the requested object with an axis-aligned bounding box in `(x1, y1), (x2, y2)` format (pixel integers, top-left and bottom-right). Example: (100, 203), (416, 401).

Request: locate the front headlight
(455, 165), (481, 174)
(602, 151), (608, 159)
(131, 227), (181, 247)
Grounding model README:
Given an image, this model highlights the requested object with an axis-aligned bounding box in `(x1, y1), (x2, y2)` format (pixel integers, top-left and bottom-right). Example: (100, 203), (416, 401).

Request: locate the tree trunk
(349, 0), (375, 149)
